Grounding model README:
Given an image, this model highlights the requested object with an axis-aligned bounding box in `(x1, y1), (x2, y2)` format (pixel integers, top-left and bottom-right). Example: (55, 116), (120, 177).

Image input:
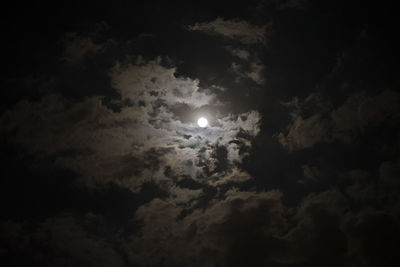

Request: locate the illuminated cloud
(0, 58), (261, 192)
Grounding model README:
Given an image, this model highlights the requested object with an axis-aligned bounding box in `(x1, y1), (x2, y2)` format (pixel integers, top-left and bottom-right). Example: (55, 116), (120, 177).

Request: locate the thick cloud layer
(1, 1), (399, 266)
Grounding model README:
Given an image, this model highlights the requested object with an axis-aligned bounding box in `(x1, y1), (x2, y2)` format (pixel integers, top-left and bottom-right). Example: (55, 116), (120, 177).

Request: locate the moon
(197, 117), (208, 128)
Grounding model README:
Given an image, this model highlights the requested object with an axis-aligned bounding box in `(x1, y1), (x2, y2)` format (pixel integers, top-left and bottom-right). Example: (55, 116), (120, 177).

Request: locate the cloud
(2, 182), (399, 267)
(379, 159), (400, 189)
(0, 215), (126, 267)
(277, 113), (332, 150)
(331, 91), (400, 142)
(188, 18), (267, 86)
(298, 164), (320, 184)
(187, 17), (269, 45)
(0, 57), (261, 191)
(342, 170), (376, 205)
(247, 62), (266, 85)
(124, 189), (285, 267)
(230, 61), (266, 85)
(123, 185), (400, 267)
(278, 90), (400, 151)
(60, 32), (107, 63)
(110, 57), (217, 108)
(2, 5), (400, 267)
(224, 46), (250, 60)
(267, 0), (308, 9)
(345, 211), (400, 267)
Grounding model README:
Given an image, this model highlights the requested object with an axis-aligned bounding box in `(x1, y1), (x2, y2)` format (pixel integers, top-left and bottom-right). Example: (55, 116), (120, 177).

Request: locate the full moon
(197, 117), (208, 128)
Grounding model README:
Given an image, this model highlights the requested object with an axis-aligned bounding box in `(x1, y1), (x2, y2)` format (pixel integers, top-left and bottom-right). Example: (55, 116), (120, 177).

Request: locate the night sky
(1, 1), (400, 266)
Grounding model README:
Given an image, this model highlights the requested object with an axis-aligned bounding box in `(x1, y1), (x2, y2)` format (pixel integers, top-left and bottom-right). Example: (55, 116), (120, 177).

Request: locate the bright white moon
(197, 117), (208, 128)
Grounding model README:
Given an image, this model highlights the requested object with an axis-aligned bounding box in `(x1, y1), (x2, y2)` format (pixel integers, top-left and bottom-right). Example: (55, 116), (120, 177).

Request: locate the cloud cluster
(60, 32), (107, 63)
(0, 214), (127, 267)
(2, 8), (399, 266)
(278, 90), (400, 151)
(267, 0), (308, 9)
(231, 61), (266, 85)
(187, 17), (268, 45)
(123, 188), (287, 267)
(0, 57), (260, 193)
(2, 182), (400, 267)
(188, 18), (267, 86)
(224, 46), (250, 60)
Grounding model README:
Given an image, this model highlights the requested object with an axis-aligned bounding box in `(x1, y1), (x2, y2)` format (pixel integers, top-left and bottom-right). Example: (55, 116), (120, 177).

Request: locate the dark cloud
(60, 32), (107, 63)
(278, 90), (400, 151)
(224, 46), (250, 60)
(230, 60), (266, 85)
(1, 1), (399, 266)
(345, 212), (400, 267)
(0, 215), (127, 267)
(187, 17), (269, 46)
(124, 189), (285, 267)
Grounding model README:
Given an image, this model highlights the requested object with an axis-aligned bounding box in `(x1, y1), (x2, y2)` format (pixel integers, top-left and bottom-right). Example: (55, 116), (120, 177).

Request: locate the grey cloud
(110, 57), (217, 108)
(341, 170), (376, 205)
(331, 91), (400, 142)
(2, 180), (398, 267)
(345, 182), (376, 206)
(60, 32), (109, 63)
(168, 186), (203, 205)
(298, 164), (320, 184)
(0, 58), (261, 191)
(379, 159), (400, 189)
(247, 61), (266, 85)
(188, 18), (267, 87)
(283, 191), (349, 266)
(187, 17), (269, 45)
(377, 159), (400, 213)
(0, 215), (126, 267)
(291, 170), (400, 266)
(284, 189), (399, 266)
(341, 164), (400, 214)
(277, 113), (332, 150)
(125, 185), (399, 267)
(230, 61), (266, 85)
(294, 190), (348, 221)
(124, 189), (285, 267)
(278, 90), (400, 151)
(267, 0), (308, 9)
(207, 168), (252, 186)
(291, 173), (400, 266)
(345, 211), (400, 267)
(224, 46), (250, 60)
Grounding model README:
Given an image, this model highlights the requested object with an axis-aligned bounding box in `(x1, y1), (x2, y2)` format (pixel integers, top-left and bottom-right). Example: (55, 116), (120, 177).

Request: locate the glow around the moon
(197, 117), (208, 127)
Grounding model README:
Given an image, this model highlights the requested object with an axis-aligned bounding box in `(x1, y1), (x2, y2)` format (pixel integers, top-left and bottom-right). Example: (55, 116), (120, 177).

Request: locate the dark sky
(1, 1), (400, 266)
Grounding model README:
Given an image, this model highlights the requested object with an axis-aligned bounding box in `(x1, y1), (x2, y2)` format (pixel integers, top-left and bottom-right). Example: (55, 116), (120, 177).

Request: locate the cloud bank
(0, 57), (261, 193)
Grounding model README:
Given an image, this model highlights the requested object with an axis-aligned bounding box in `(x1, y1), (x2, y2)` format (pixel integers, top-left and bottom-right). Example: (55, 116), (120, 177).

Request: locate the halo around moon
(197, 117), (208, 128)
